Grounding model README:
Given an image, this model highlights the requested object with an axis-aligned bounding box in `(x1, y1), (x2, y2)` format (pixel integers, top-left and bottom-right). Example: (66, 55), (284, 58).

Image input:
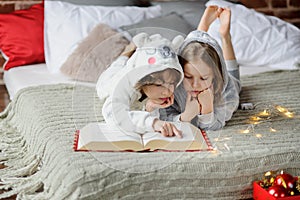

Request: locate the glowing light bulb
(240, 129), (250, 134)
(256, 134), (262, 138)
(211, 148), (219, 154)
(276, 105), (288, 113)
(270, 128), (277, 132)
(265, 171), (272, 176)
(259, 109), (270, 117)
(250, 116), (262, 121)
(284, 111), (294, 118)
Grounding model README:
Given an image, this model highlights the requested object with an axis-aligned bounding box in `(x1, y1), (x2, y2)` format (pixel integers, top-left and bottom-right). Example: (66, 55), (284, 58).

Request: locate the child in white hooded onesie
(96, 33), (184, 137)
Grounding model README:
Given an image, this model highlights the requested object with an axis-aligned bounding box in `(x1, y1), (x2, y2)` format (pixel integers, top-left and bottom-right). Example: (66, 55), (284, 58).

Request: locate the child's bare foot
(198, 5), (222, 32)
(218, 8), (231, 38)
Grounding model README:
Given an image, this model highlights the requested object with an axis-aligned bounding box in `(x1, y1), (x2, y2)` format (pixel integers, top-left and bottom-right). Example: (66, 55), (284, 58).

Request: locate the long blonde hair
(179, 42), (224, 104)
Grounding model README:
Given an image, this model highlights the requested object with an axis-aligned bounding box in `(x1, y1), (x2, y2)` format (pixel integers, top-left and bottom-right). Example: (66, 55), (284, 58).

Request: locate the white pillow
(206, 0), (300, 69)
(44, 1), (161, 73)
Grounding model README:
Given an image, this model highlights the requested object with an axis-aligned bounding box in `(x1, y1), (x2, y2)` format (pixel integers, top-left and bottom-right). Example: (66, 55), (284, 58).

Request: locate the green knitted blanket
(0, 70), (299, 199)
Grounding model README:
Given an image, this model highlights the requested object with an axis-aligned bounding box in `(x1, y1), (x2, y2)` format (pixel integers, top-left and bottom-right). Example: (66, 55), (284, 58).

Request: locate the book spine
(73, 130), (80, 151)
(201, 130), (213, 151)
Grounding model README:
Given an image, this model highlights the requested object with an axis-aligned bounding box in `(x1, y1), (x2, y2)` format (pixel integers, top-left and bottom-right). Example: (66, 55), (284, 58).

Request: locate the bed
(0, 0), (300, 199)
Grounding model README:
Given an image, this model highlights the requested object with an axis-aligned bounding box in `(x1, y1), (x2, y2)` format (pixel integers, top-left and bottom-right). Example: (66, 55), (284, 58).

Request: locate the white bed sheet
(3, 63), (276, 100)
(3, 63), (95, 100)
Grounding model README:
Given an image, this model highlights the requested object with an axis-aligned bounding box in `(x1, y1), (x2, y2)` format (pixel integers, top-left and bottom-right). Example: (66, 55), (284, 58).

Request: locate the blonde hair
(135, 68), (181, 93)
(179, 42), (224, 104)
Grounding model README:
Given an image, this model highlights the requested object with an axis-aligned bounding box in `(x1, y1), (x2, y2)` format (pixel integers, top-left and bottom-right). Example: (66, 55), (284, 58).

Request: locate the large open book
(74, 122), (211, 152)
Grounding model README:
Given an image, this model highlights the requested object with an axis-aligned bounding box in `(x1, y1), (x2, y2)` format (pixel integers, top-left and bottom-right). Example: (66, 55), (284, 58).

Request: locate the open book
(74, 122), (211, 152)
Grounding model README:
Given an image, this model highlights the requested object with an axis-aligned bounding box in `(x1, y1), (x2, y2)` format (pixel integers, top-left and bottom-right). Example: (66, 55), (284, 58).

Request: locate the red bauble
(274, 173), (296, 190)
(268, 185), (289, 197)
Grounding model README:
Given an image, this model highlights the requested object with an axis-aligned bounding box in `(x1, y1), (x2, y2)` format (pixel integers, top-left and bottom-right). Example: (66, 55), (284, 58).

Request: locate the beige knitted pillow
(60, 23), (129, 83)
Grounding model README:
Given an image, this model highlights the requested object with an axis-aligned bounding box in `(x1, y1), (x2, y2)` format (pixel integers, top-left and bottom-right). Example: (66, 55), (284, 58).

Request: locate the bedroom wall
(238, 0), (300, 28)
(152, 0), (300, 28)
(0, 0), (299, 28)
(0, 0), (42, 12)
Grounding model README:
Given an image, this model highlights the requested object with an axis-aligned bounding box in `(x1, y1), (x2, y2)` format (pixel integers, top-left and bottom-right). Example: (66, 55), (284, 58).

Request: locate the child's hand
(180, 92), (201, 122)
(153, 119), (182, 138)
(145, 95), (174, 112)
(197, 87), (214, 114)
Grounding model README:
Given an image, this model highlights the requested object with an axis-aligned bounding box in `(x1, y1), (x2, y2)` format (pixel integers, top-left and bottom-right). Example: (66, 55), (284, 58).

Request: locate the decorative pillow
(0, 3), (44, 70)
(151, 1), (208, 29)
(63, 0), (150, 6)
(60, 24), (129, 83)
(206, 0), (300, 69)
(44, 1), (161, 73)
(118, 12), (194, 41)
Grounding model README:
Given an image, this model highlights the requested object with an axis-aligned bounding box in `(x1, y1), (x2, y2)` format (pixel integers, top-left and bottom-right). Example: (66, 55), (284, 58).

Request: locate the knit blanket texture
(0, 70), (299, 199)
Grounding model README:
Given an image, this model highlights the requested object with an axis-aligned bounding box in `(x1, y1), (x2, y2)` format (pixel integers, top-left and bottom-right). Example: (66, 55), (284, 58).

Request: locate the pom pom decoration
(255, 171), (300, 198)
(148, 57), (156, 65)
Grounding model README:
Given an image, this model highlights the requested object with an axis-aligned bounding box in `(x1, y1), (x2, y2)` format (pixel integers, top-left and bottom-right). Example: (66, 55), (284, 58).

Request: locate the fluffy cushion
(0, 3), (44, 70)
(60, 24), (129, 83)
(44, 0), (161, 73)
(119, 12), (194, 41)
(206, 0), (300, 69)
(62, 0), (149, 6)
(151, 1), (208, 29)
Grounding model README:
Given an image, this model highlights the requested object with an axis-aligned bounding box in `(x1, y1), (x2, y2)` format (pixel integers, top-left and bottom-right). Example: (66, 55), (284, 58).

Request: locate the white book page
(77, 122), (142, 149)
(142, 122), (197, 145)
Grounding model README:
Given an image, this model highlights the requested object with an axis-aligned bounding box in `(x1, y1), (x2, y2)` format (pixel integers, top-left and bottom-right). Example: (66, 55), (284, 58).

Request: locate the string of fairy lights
(240, 105), (296, 136)
(210, 104), (298, 154)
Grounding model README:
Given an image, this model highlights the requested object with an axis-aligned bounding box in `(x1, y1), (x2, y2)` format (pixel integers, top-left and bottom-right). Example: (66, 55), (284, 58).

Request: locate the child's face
(183, 60), (214, 98)
(141, 71), (176, 106)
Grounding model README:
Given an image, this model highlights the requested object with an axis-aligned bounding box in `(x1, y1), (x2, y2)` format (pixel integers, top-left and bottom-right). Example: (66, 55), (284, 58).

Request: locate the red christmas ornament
(274, 172), (296, 190)
(268, 185), (289, 198)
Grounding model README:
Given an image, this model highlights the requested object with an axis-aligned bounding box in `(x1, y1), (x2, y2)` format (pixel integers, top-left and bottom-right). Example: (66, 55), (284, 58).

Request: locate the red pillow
(0, 3), (44, 70)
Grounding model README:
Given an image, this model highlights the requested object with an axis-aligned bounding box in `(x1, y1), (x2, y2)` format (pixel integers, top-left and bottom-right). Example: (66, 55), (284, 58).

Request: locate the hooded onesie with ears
(159, 30), (241, 131)
(96, 33), (184, 134)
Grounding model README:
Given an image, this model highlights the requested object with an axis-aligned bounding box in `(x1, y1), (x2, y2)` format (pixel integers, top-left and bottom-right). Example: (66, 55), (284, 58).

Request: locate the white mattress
(239, 65), (276, 76)
(3, 63), (276, 100)
(3, 63), (95, 100)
